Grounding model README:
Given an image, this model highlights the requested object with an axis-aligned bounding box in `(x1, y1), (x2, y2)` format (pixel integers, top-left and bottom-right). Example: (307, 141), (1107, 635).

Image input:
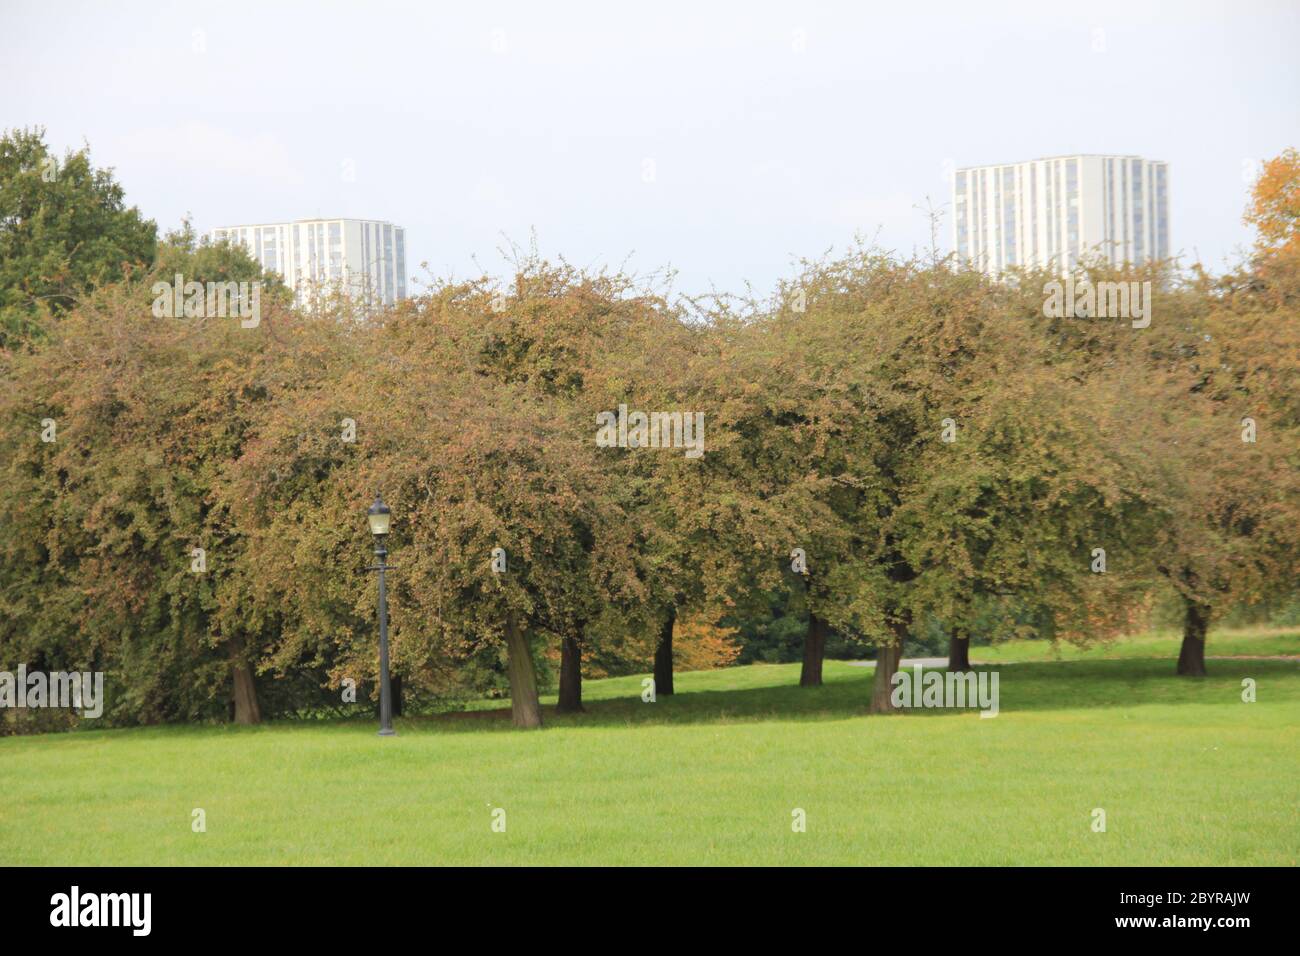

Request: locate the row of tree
(1, 130), (1297, 730)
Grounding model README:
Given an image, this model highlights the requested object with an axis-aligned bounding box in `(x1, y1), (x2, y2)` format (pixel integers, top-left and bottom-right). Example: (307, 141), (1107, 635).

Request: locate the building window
(383, 225), (394, 303)
(262, 227), (278, 273)
(1105, 160), (1114, 262)
(1002, 167), (1016, 266)
(1030, 163), (1038, 266)
(1132, 160), (1145, 261)
(328, 222), (342, 280)
(395, 229), (406, 299)
(1156, 165), (1168, 260)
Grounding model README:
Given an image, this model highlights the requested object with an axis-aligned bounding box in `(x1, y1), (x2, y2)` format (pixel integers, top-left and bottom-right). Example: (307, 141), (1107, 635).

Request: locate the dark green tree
(0, 127), (157, 348)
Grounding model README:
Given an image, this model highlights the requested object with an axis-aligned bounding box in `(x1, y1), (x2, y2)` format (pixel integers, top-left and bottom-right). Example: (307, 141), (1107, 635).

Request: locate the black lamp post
(367, 495), (395, 737)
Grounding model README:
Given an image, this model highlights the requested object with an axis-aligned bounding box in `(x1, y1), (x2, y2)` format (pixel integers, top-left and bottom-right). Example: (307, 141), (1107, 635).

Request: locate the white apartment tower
(952, 155), (1168, 275)
(207, 218), (407, 305)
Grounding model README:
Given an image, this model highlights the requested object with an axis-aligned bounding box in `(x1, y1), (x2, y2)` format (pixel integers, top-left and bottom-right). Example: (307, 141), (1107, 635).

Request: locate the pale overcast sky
(2, 0), (1297, 295)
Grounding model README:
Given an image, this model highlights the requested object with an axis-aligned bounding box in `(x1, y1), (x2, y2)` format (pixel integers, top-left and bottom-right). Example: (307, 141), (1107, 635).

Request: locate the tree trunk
(557, 634), (584, 713)
(800, 611), (828, 687)
(390, 674), (404, 717)
(1177, 596), (1211, 677)
(870, 612), (910, 714)
(230, 651), (261, 725)
(504, 611), (543, 728)
(654, 607), (676, 696)
(948, 630), (971, 671)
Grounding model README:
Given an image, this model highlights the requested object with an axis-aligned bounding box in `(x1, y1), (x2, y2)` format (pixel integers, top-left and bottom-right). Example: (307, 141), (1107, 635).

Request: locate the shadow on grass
(8, 657), (1291, 744)
(392, 657), (1299, 735)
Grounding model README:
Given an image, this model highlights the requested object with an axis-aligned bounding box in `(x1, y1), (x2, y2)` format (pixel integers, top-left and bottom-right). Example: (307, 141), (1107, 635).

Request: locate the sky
(2, 0), (1297, 297)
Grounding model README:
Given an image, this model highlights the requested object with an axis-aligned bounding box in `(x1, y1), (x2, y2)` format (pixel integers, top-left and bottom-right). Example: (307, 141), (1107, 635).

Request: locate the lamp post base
(378, 728), (396, 737)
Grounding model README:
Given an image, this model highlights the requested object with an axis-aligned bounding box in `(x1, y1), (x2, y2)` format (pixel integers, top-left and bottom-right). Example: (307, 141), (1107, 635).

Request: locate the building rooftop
(209, 218), (401, 229)
(956, 154), (1166, 171)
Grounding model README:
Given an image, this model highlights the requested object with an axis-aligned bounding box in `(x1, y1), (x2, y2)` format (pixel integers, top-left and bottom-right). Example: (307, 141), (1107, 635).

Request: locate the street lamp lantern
(368, 495), (396, 736)
(367, 496), (392, 537)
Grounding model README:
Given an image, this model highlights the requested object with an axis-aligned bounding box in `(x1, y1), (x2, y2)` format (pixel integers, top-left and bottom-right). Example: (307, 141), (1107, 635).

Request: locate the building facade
(207, 218), (407, 305)
(952, 155), (1168, 275)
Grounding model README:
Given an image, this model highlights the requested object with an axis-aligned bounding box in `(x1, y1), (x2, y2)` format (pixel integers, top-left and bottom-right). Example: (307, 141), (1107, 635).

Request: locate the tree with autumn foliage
(454, 259), (678, 713)
(711, 275), (890, 692)
(1130, 166), (1300, 675)
(722, 248), (1166, 711)
(1119, 290), (1299, 675)
(893, 265), (1159, 675)
(1002, 246), (1299, 678)
(602, 301), (804, 697)
(1244, 147), (1300, 287)
(225, 262), (662, 728)
(669, 616), (743, 671)
(0, 264), (304, 725)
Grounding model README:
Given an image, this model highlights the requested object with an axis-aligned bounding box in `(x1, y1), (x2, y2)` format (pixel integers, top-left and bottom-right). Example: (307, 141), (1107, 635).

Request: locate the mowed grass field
(2, 629), (1297, 866)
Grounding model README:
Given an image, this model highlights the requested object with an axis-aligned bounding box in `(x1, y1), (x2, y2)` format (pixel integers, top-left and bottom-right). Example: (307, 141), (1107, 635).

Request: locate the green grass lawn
(969, 626), (1300, 663)
(2, 629), (1297, 866)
